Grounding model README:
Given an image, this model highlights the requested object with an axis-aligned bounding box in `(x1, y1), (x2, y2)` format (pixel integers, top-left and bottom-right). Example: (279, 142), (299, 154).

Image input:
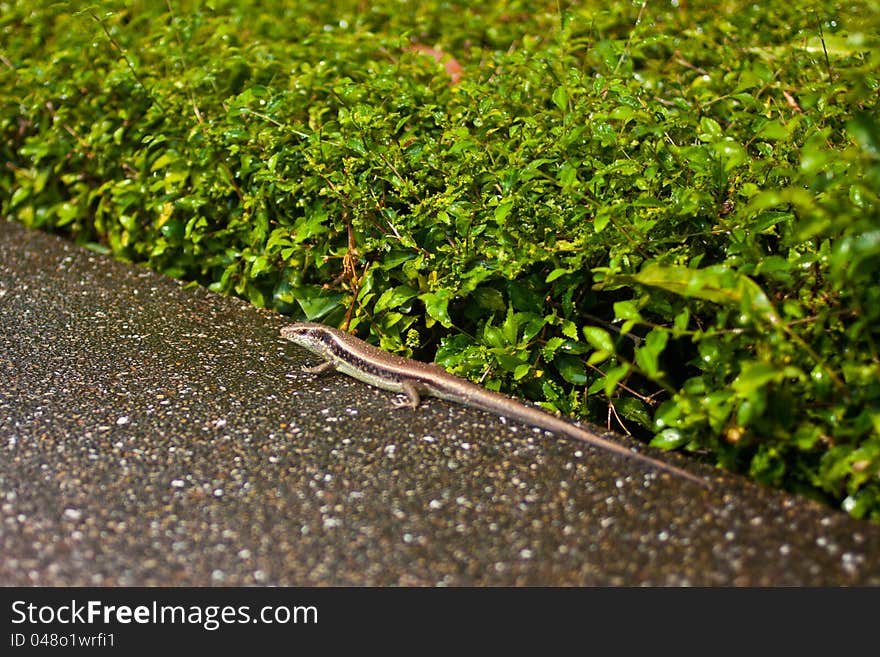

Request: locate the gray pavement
(1, 218), (879, 585)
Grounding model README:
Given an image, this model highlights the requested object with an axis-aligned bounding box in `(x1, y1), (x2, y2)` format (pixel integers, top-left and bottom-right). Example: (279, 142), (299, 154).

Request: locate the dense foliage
(2, 1), (879, 517)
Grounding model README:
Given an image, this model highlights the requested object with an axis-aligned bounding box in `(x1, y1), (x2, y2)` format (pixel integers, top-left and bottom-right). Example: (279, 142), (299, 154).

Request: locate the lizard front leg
(302, 360), (337, 375)
(391, 379), (423, 409)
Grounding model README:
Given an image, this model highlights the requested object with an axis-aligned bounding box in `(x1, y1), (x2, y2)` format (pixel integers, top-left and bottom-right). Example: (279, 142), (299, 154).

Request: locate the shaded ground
(1, 219), (878, 585)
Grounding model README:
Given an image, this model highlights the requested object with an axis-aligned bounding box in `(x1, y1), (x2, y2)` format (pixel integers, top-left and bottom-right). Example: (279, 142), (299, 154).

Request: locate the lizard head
(280, 322), (336, 357)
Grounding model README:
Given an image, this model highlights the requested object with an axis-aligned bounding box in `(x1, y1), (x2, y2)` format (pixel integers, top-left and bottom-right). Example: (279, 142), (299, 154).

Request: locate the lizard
(280, 322), (708, 487)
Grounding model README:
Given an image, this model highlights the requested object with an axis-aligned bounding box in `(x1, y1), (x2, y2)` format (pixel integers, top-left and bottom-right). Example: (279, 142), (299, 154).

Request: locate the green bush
(3, 1), (879, 517)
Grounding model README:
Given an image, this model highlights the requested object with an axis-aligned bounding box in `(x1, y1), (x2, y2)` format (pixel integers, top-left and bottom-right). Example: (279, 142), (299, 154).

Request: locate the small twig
(783, 90), (803, 113)
(607, 214), (649, 259)
(816, 18), (834, 80)
(88, 10), (164, 111)
(585, 360), (659, 405)
(221, 163), (244, 201)
(607, 401), (631, 435)
(340, 213), (364, 331)
(675, 56), (709, 76)
(613, 0), (648, 75)
(164, 0), (203, 123)
(239, 108), (283, 127)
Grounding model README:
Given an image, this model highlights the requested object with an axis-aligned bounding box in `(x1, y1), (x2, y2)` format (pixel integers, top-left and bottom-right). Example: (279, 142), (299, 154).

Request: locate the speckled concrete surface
(1, 219), (879, 585)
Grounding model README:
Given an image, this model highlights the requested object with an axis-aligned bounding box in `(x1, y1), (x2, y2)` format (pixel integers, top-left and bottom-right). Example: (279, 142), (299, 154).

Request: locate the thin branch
(88, 10), (163, 111)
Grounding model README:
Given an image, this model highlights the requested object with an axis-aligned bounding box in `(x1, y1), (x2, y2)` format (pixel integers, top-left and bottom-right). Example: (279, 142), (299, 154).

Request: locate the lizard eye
(282, 325), (311, 340)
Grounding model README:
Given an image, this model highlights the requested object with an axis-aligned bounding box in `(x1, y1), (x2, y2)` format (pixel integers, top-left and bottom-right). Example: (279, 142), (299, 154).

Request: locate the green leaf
(634, 329), (669, 378)
(731, 361), (783, 396)
(541, 336), (566, 359)
(602, 363), (629, 398)
(556, 354), (587, 385)
(419, 291), (452, 327)
(587, 349), (611, 366)
(483, 321), (503, 349)
(561, 320), (579, 341)
(594, 207), (611, 233)
(471, 287), (506, 312)
(673, 308), (690, 334)
(698, 116), (723, 141)
(713, 140), (749, 171)
(651, 428), (687, 450)
(249, 254), (272, 278)
(756, 119), (790, 141)
(582, 326), (615, 353)
(513, 363), (532, 381)
(545, 268), (569, 283)
(616, 264), (781, 326)
(848, 111), (880, 159)
(614, 397), (651, 428)
(494, 200), (513, 224)
(501, 307), (519, 345)
(375, 285), (418, 312)
(613, 300), (642, 322)
(150, 153), (175, 171)
(297, 292), (344, 321)
(551, 85), (568, 111)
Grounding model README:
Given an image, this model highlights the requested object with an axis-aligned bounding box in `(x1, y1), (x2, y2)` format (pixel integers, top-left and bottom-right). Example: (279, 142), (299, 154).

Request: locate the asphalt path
(2, 219), (878, 585)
